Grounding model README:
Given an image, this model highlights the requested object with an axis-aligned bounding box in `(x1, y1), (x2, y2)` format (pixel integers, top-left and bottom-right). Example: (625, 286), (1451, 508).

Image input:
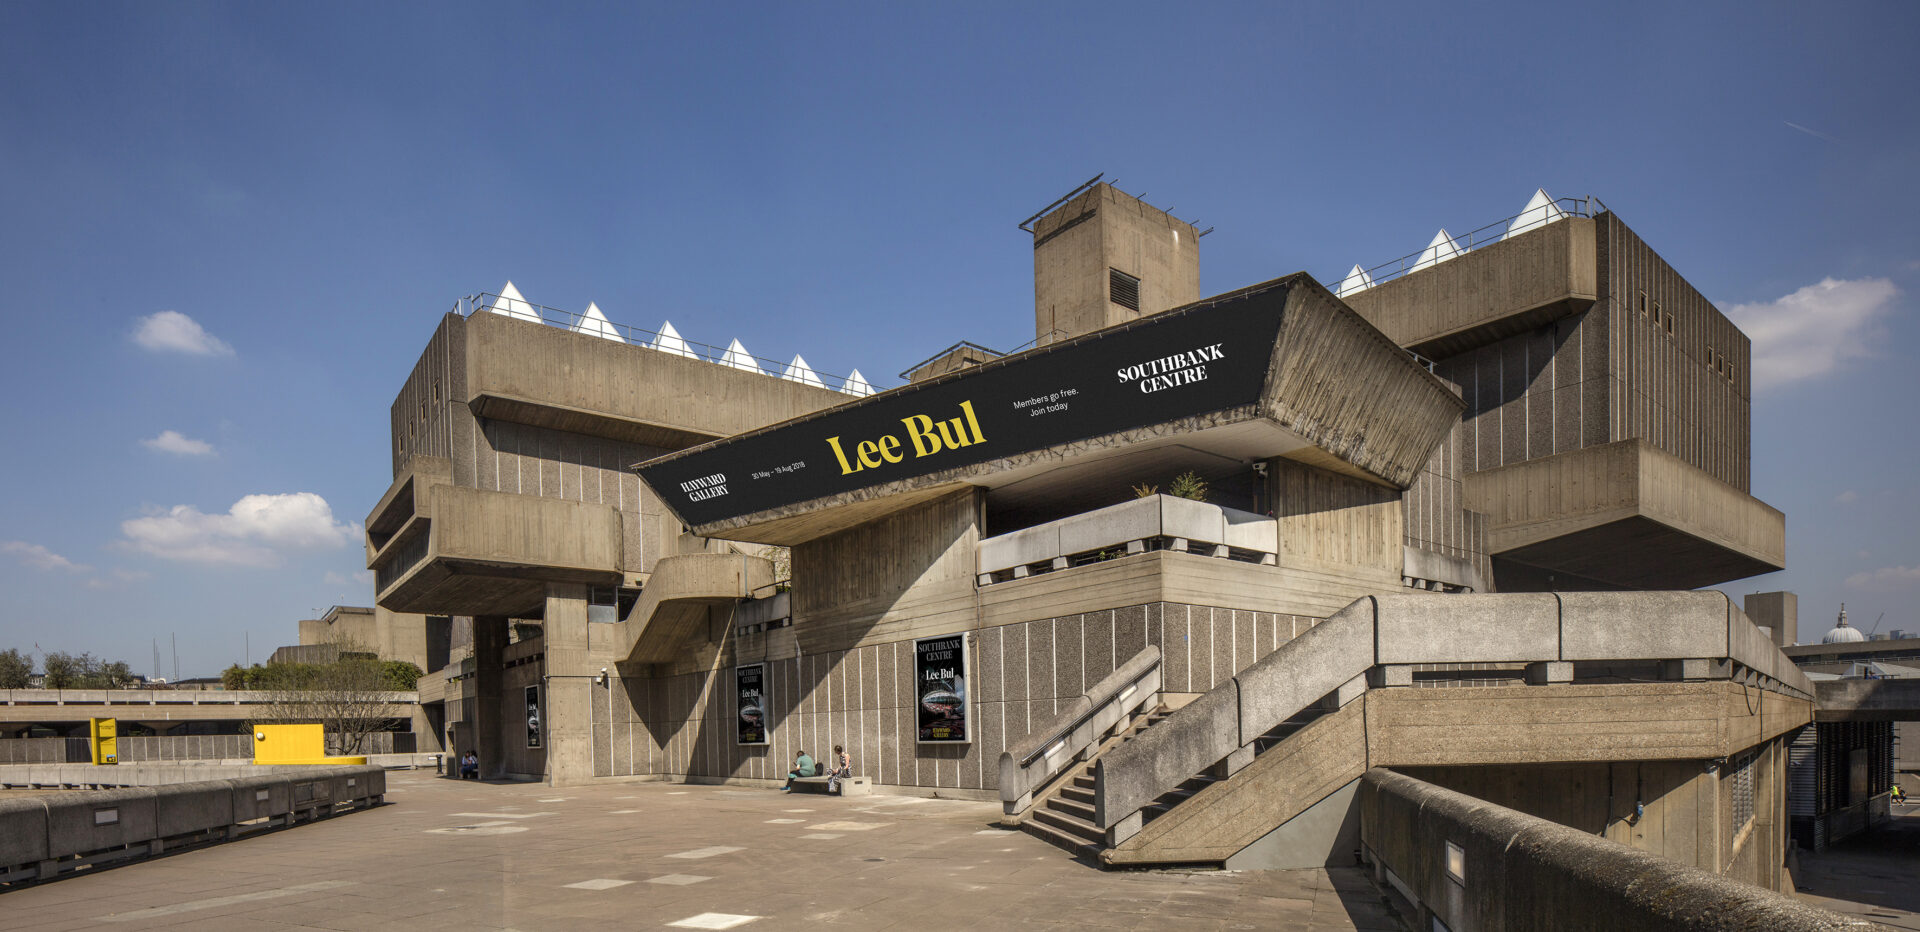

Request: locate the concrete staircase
(1020, 704), (1333, 862)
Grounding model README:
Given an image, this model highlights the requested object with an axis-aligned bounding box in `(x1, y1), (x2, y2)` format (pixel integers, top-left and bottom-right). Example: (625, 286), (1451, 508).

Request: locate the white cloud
(86, 568), (152, 591)
(119, 492), (356, 567)
(132, 310), (235, 356)
(1846, 565), (1920, 591)
(1834, 490), (1858, 504)
(1, 541), (91, 572)
(142, 430), (216, 456)
(1723, 277), (1899, 391)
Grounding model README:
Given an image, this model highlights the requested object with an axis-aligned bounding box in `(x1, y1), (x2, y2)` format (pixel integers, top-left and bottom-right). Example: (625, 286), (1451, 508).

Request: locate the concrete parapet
(1359, 768), (1857, 932)
(154, 779), (236, 838)
(1095, 679), (1239, 829)
(1374, 593), (1558, 665)
(1558, 590), (1731, 662)
(1235, 599), (1373, 746)
(982, 496), (1277, 581)
(44, 786), (159, 860)
(1000, 646), (1160, 815)
(229, 773), (292, 821)
(0, 796), (51, 870)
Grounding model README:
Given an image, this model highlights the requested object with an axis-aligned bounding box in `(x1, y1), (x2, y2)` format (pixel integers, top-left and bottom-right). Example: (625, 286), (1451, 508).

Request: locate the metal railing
(453, 292), (881, 396)
(1337, 195), (1609, 294)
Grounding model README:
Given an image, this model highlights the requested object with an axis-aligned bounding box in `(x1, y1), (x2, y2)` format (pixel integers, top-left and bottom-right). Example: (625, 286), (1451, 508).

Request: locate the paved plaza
(0, 772), (1403, 930)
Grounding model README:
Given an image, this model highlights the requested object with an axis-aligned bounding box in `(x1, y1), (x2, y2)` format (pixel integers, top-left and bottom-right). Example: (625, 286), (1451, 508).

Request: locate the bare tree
(246, 638), (410, 756)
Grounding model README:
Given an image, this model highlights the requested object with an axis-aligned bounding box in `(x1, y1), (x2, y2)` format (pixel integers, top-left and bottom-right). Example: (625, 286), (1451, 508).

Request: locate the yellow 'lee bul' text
(826, 401), (986, 476)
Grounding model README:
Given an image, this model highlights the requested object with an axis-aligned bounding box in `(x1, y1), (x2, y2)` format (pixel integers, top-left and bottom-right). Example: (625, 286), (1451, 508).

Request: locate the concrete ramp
(1106, 701), (1366, 867)
(619, 553), (772, 664)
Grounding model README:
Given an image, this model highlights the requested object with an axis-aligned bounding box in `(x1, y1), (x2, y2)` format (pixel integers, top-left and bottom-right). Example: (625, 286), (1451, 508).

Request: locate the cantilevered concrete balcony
(1339, 216), (1597, 359)
(367, 476), (623, 617)
(462, 310), (852, 450)
(977, 495), (1277, 585)
(1463, 438), (1785, 590)
(637, 273), (1463, 545)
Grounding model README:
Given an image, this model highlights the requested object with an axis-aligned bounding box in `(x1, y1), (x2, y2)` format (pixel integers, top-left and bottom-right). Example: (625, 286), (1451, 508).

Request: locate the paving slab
(0, 771), (1405, 929)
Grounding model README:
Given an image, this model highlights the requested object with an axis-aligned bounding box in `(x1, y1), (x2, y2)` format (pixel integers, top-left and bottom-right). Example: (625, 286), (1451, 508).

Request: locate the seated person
(826, 744), (851, 794)
(460, 750), (479, 780)
(783, 750), (817, 791)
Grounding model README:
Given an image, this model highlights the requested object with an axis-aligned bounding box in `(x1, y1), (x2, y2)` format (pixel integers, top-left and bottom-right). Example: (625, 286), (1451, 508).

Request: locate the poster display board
(638, 284), (1289, 527)
(915, 633), (971, 744)
(525, 684), (542, 749)
(737, 663), (769, 745)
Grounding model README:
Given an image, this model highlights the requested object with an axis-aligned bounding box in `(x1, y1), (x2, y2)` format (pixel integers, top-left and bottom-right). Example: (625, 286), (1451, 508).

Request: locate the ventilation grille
(1110, 268), (1141, 312)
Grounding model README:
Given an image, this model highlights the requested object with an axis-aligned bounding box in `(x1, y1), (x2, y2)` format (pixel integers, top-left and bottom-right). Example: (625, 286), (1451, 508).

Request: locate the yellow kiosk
(251, 724), (369, 765)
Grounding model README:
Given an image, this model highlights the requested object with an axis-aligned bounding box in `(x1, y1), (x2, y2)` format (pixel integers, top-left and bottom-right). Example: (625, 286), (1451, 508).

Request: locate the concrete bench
(789, 775), (870, 797)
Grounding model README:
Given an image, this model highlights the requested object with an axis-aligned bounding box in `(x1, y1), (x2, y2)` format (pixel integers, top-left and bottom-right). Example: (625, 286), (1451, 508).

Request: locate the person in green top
(782, 751), (817, 791)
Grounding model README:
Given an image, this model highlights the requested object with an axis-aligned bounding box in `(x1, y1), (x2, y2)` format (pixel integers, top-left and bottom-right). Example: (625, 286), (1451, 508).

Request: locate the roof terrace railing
(452, 292), (879, 396)
(1340, 194), (1608, 294)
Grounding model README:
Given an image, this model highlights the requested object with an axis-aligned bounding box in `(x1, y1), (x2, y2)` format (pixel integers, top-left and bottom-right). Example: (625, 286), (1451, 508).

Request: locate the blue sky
(2, 2), (1916, 677)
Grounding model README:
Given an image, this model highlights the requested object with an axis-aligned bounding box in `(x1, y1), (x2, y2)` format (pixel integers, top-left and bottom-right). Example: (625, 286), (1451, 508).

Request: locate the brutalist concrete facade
(367, 181), (1796, 890)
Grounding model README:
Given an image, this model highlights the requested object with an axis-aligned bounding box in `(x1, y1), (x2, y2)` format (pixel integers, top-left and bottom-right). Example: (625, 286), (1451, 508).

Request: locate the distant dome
(1822, 604), (1865, 644)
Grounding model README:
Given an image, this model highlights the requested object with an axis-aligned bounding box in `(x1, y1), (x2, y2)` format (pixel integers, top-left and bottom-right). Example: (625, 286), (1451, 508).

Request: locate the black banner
(638, 284), (1289, 526)
(525, 685), (541, 749)
(915, 633), (970, 744)
(737, 663), (768, 745)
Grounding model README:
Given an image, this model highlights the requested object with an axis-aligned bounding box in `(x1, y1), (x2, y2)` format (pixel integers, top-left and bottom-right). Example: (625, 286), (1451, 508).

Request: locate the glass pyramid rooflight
(486, 281), (541, 322)
(841, 369), (874, 396)
(720, 339), (761, 374)
(1409, 229), (1461, 273)
(782, 354), (825, 389)
(650, 321), (697, 359)
(570, 302), (625, 343)
(1336, 264), (1374, 297)
(1504, 189), (1568, 240)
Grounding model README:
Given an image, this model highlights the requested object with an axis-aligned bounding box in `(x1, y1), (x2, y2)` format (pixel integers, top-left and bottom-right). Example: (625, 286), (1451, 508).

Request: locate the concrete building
(1779, 602), (1919, 848)
(367, 183), (1817, 892)
(275, 604), (434, 671)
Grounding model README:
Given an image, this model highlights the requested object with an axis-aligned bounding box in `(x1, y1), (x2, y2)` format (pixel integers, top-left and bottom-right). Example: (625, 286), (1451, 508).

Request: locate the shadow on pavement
(1794, 806), (1920, 930)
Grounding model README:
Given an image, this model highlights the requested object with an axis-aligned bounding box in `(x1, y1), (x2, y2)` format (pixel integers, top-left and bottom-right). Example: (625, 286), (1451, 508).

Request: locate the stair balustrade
(998, 645), (1162, 818)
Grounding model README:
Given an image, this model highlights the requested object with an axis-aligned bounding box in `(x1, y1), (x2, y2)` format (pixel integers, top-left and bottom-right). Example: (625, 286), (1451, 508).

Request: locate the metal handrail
(452, 293), (880, 394)
(1339, 195), (1609, 293)
(1017, 657), (1161, 767)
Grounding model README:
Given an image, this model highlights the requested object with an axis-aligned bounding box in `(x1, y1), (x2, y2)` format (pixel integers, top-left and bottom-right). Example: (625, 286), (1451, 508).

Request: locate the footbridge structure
(1001, 590), (1814, 891)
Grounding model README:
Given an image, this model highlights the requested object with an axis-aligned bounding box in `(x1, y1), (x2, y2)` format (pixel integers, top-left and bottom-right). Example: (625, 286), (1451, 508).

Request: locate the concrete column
(473, 615), (508, 779)
(542, 583), (595, 787)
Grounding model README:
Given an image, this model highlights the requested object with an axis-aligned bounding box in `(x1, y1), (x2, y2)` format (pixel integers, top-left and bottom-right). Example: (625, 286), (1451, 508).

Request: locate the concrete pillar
(473, 615), (508, 779)
(542, 583), (596, 787)
(1525, 661), (1573, 685)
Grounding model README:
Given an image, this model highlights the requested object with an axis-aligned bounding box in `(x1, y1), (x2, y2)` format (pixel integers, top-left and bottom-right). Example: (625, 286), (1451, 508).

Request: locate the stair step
(1060, 785), (1095, 804)
(1020, 817), (1105, 859)
(1072, 775), (1096, 790)
(1033, 807), (1104, 843)
(1048, 796), (1096, 820)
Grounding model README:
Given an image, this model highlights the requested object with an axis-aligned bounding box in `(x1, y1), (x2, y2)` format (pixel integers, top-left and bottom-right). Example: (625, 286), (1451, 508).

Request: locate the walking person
(826, 744), (851, 795)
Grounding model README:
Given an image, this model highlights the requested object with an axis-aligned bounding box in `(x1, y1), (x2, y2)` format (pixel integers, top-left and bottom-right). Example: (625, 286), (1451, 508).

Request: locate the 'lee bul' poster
(736, 663), (768, 745)
(915, 633), (970, 744)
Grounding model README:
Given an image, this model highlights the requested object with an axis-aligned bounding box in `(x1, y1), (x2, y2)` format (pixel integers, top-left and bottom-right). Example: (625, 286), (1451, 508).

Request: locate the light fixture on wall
(596, 668), (609, 687)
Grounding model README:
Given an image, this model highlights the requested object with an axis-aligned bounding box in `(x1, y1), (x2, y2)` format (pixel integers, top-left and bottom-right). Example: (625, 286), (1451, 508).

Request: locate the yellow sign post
(90, 717), (118, 765)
